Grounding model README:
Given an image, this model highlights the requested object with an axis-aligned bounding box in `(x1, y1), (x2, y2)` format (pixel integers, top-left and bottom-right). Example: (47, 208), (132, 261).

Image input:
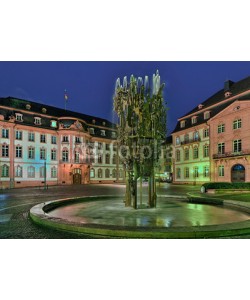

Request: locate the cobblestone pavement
(0, 183), (249, 238)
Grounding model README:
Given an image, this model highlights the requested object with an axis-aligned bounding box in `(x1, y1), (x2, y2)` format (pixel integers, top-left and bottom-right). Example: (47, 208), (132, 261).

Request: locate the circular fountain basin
(30, 196), (250, 238)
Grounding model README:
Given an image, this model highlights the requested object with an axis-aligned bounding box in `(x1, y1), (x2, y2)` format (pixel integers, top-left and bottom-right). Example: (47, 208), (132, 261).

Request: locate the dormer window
(34, 117), (42, 125)
(204, 111), (210, 120)
(225, 91), (232, 98)
(111, 132), (117, 138)
(198, 104), (204, 110)
(191, 116), (197, 124)
(180, 120), (186, 128)
(15, 113), (23, 122)
(50, 120), (57, 128)
(92, 119), (96, 124)
(100, 130), (106, 136)
(26, 104), (31, 110)
(102, 121), (106, 126)
(89, 128), (95, 134)
(42, 108), (47, 113)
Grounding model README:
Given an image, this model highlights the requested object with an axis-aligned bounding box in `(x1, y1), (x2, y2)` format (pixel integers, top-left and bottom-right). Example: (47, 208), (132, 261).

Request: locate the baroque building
(172, 76), (250, 184)
(0, 97), (123, 189)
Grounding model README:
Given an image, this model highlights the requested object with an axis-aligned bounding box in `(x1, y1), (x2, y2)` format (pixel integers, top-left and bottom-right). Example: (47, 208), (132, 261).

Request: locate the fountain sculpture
(113, 70), (167, 209)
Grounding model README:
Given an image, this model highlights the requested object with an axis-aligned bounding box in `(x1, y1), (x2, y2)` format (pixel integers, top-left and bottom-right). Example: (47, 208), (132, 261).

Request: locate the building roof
(172, 76), (250, 134)
(0, 96), (117, 139)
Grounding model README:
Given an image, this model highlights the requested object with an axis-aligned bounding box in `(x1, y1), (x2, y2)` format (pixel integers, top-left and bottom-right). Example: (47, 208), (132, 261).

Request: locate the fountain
(113, 70), (167, 209)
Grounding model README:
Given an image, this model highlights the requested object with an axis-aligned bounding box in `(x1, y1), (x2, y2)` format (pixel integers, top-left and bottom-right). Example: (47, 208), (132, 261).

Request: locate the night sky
(1, 61), (250, 134)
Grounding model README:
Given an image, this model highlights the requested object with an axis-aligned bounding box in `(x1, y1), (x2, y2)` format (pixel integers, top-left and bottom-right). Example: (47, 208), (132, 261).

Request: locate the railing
(213, 150), (250, 159)
(181, 137), (201, 145)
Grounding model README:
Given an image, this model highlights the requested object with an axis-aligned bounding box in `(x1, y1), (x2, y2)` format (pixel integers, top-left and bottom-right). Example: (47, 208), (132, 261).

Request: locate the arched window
(112, 154), (117, 165)
(105, 153), (110, 164)
(193, 146), (199, 159)
(51, 166), (57, 178)
(184, 148), (189, 160)
(15, 165), (23, 177)
(1, 164), (9, 177)
(27, 166), (35, 178)
(105, 169), (110, 178)
(90, 168), (95, 178)
(75, 151), (80, 163)
(98, 168), (102, 178)
(112, 169), (117, 178)
(62, 148), (69, 162)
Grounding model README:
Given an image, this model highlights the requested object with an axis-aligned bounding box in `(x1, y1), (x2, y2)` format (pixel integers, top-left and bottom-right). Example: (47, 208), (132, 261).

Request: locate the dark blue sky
(1, 61), (250, 134)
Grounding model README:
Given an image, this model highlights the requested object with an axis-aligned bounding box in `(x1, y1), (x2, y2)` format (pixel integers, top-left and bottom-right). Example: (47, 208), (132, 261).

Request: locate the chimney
(224, 80), (234, 92)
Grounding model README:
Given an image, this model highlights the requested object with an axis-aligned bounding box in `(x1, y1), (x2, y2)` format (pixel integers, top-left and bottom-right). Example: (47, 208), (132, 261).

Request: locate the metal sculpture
(113, 70), (167, 208)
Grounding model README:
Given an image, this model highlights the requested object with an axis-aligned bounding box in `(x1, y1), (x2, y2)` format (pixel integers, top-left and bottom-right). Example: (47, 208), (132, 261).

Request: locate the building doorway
(231, 164), (245, 182)
(73, 168), (82, 184)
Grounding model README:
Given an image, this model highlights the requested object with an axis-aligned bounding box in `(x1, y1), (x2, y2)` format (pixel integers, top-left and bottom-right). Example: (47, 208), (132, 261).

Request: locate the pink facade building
(172, 76), (250, 184)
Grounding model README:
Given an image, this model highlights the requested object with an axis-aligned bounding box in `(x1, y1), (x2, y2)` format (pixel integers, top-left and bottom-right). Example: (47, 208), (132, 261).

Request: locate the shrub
(202, 182), (250, 190)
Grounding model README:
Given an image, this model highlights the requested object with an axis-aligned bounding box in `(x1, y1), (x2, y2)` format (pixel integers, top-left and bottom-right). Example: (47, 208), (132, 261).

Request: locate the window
(176, 150), (180, 161)
(218, 165), (224, 177)
(204, 111), (210, 120)
(111, 132), (117, 138)
(16, 146), (22, 158)
(101, 130), (106, 136)
(27, 166), (35, 178)
(89, 128), (95, 134)
(112, 154), (117, 165)
(2, 144), (9, 157)
(184, 167), (189, 178)
(105, 153), (110, 164)
(119, 169), (123, 178)
(203, 128), (209, 138)
(194, 166), (199, 178)
(90, 155), (95, 163)
(184, 134), (189, 143)
(218, 124), (225, 133)
(16, 130), (22, 140)
(98, 154), (102, 164)
(75, 151), (80, 163)
(50, 120), (57, 128)
(233, 119), (242, 130)
(34, 117), (41, 125)
(90, 168), (95, 178)
(51, 149), (57, 160)
(2, 129), (9, 138)
(1, 164), (9, 177)
(112, 169), (117, 178)
(113, 144), (117, 152)
(40, 166), (45, 178)
(28, 147), (35, 159)
(62, 136), (69, 142)
(106, 143), (110, 151)
(191, 116), (197, 124)
(51, 167), (57, 178)
(40, 134), (46, 143)
(15, 113), (23, 122)
(193, 131), (199, 141)
(105, 169), (110, 178)
(218, 143), (225, 154)
(98, 142), (102, 150)
(180, 120), (186, 128)
(40, 148), (46, 160)
(184, 148), (189, 160)
(98, 168), (102, 178)
(204, 166), (209, 177)
(51, 136), (57, 144)
(15, 165), (23, 177)
(193, 146), (199, 159)
(233, 139), (242, 153)
(204, 145), (209, 157)
(176, 137), (180, 145)
(62, 149), (69, 162)
(176, 168), (181, 179)
(28, 132), (35, 142)
(75, 137), (81, 143)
